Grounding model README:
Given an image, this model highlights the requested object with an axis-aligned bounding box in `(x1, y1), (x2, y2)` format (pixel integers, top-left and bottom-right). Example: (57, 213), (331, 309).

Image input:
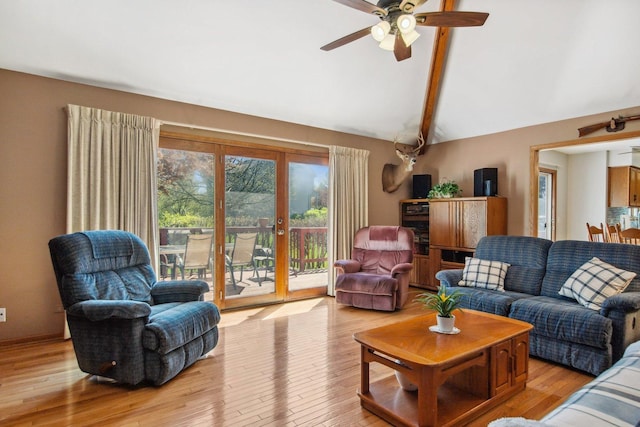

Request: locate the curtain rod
(62, 107), (325, 149)
(159, 119), (328, 149)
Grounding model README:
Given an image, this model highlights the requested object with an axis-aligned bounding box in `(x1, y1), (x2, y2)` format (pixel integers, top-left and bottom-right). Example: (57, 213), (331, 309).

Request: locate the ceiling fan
(321, 0), (489, 62)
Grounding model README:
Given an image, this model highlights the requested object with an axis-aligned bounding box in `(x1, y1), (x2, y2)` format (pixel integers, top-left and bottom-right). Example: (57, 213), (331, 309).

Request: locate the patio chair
(48, 230), (220, 386)
(334, 226), (414, 311)
(226, 232), (262, 288)
(177, 233), (213, 279)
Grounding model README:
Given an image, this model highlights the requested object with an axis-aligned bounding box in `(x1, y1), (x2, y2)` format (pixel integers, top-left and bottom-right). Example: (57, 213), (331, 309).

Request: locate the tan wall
(1, 68), (639, 343)
(413, 109), (640, 235)
(0, 69), (402, 343)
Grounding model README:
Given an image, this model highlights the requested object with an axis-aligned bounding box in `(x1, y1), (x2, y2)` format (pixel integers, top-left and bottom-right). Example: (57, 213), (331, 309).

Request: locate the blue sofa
(436, 235), (640, 375)
(49, 230), (220, 386)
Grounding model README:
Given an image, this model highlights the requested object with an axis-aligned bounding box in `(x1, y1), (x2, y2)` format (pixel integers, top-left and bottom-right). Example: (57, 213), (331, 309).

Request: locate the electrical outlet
(0, 308), (5, 322)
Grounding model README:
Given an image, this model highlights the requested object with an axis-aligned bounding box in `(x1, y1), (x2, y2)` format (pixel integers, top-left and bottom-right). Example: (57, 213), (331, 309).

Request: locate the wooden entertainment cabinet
(400, 199), (431, 289)
(401, 197), (507, 290)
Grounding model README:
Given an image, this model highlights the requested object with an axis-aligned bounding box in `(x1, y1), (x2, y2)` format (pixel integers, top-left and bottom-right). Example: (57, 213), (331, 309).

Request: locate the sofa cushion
(509, 296), (612, 349)
(143, 301), (221, 354)
(335, 273), (398, 311)
(448, 287), (532, 316)
(558, 257), (636, 310)
(458, 257), (510, 291)
(474, 236), (552, 295)
(335, 273), (397, 296)
(351, 226), (413, 275)
(542, 240), (640, 297)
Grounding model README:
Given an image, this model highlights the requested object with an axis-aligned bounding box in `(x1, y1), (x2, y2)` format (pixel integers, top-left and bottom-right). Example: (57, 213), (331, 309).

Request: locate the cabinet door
(632, 167), (640, 207)
(491, 333), (529, 397)
(459, 200), (487, 249)
(491, 339), (512, 396)
(512, 333), (529, 386)
(429, 201), (456, 247)
(409, 255), (431, 288)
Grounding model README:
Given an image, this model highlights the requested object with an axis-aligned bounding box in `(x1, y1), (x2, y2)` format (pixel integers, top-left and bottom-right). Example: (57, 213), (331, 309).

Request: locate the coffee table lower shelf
(359, 375), (524, 427)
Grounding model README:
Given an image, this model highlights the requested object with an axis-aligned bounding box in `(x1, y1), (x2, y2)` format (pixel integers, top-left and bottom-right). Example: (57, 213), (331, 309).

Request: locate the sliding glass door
(222, 149), (279, 307)
(287, 154), (329, 298)
(157, 148), (215, 302)
(159, 134), (328, 310)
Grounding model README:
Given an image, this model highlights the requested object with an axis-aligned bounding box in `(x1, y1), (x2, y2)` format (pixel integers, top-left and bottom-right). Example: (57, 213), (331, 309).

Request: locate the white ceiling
(1, 0), (639, 145)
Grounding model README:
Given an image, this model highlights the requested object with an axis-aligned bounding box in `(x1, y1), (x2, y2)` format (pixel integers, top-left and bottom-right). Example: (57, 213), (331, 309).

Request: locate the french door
(158, 134), (328, 310)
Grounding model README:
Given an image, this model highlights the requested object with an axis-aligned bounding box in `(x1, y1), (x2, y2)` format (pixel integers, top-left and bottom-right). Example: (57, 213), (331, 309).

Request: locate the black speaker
(474, 168), (498, 196)
(412, 174), (432, 199)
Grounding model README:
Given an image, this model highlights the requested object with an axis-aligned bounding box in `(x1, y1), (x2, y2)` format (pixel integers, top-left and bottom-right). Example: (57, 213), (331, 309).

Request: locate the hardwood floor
(0, 294), (593, 426)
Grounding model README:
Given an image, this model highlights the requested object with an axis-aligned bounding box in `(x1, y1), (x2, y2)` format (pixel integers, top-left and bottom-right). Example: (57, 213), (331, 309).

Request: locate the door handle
(277, 229), (285, 236)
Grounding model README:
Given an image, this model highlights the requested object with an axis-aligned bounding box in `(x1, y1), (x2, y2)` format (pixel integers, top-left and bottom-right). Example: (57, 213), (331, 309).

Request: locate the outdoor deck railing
(160, 226), (328, 273)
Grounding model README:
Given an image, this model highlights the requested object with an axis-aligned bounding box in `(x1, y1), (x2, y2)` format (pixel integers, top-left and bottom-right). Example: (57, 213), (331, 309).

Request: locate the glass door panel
(223, 153), (278, 304)
(538, 169), (556, 240)
(157, 148), (215, 302)
(287, 156), (329, 297)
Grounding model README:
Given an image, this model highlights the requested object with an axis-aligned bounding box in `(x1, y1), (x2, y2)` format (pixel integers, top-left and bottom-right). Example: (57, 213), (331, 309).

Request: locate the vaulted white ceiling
(1, 0), (639, 144)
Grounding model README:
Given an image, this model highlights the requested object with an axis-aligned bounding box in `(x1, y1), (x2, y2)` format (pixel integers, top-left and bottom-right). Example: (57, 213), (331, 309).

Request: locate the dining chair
(617, 225), (640, 245)
(604, 223), (621, 243)
(178, 233), (213, 279)
(586, 223), (606, 242)
(226, 232), (260, 288)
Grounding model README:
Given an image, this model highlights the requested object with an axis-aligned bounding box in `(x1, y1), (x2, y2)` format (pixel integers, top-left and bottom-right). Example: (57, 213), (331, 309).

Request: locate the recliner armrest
(151, 280), (209, 303)
(334, 259), (362, 274)
(600, 291), (640, 315)
(390, 262), (413, 277)
(67, 300), (151, 321)
(435, 269), (464, 287)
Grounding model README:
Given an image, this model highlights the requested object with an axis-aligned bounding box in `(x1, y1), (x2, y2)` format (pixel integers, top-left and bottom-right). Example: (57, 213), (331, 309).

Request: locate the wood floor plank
(0, 294), (593, 426)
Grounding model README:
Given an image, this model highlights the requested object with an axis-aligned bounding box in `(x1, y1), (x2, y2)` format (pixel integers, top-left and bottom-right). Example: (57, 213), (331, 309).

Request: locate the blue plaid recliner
(48, 230), (220, 386)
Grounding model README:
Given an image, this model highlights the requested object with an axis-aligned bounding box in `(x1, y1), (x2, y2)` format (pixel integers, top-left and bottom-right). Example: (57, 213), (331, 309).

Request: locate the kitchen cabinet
(608, 166), (640, 207)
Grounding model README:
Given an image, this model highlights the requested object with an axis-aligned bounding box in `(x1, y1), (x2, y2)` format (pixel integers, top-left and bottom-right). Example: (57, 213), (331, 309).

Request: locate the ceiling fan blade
(415, 11), (489, 27)
(321, 27), (371, 51)
(394, 33), (411, 62)
(399, 0), (428, 13)
(331, 0), (387, 16)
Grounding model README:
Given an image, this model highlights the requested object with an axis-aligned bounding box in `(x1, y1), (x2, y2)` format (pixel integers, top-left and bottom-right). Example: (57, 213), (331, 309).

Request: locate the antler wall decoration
(381, 133), (426, 193)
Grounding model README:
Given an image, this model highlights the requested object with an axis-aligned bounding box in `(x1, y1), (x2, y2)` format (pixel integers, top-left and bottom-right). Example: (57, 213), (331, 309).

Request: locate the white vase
(394, 360), (418, 391)
(437, 315), (455, 332)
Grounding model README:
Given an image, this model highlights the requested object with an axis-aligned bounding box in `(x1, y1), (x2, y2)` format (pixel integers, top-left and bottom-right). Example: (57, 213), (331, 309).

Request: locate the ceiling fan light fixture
(401, 29), (420, 46)
(371, 21), (391, 42)
(397, 14), (417, 33)
(379, 32), (396, 51)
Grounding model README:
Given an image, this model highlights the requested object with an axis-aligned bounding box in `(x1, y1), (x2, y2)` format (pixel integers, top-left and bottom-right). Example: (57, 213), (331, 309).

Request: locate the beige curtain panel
(327, 146), (369, 295)
(66, 104), (160, 271)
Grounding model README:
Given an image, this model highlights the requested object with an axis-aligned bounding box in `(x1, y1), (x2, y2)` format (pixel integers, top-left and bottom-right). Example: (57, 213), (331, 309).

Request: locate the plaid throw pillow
(558, 257), (636, 310)
(458, 257), (510, 291)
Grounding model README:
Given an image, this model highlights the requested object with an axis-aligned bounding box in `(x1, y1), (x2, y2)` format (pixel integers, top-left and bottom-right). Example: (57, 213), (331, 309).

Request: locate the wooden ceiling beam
(419, 0), (456, 152)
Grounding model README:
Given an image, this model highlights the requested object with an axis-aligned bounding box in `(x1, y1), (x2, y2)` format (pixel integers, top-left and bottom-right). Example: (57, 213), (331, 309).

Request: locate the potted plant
(427, 179), (461, 199)
(414, 284), (463, 332)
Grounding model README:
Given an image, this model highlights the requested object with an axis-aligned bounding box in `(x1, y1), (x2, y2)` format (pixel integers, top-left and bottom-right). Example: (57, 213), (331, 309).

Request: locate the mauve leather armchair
(334, 226), (414, 311)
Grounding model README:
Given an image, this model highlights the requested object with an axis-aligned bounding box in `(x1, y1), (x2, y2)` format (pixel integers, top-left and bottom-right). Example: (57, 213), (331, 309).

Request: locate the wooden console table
(353, 310), (532, 427)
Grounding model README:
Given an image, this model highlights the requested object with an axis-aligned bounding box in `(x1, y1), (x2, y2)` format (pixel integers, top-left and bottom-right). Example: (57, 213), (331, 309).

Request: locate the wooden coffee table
(353, 309), (533, 427)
